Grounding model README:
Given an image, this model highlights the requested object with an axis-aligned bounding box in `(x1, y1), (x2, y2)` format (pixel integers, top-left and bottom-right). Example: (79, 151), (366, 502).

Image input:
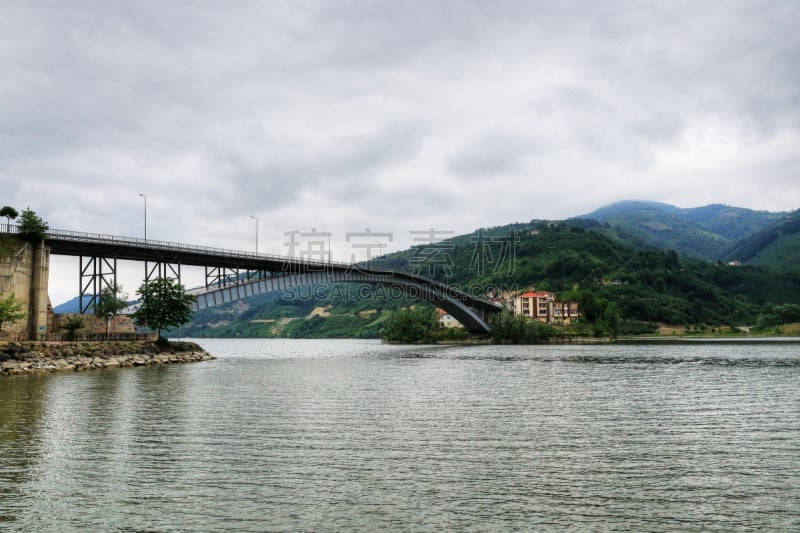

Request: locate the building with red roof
(511, 290), (579, 325)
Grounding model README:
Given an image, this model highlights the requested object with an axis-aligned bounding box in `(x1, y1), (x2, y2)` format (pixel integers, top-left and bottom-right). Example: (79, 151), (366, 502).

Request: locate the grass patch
(780, 323), (800, 336)
(0, 235), (22, 257)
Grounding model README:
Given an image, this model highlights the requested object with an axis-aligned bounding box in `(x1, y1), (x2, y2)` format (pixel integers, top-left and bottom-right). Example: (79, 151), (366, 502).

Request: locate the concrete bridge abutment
(0, 239), (51, 339)
(30, 241), (51, 339)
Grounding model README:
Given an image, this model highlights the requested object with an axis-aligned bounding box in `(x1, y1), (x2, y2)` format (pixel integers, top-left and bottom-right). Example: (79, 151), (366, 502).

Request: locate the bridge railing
(5, 224), (348, 270)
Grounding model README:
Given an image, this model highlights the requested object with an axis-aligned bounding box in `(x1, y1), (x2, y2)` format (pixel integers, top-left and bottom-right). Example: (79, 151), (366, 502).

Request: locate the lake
(1, 339), (799, 531)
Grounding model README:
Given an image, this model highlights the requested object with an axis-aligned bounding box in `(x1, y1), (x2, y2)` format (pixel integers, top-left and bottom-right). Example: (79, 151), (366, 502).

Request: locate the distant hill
(577, 201), (787, 263)
(725, 210), (800, 269)
(53, 296), (137, 314)
(53, 296), (85, 314)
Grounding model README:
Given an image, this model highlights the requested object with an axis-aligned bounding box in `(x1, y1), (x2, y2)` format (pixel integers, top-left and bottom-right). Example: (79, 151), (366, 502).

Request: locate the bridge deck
(4, 226), (503, 333)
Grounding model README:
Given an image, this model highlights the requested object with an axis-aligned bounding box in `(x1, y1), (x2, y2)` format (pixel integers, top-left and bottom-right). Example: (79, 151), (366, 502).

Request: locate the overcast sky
(2, 1), (799, 304)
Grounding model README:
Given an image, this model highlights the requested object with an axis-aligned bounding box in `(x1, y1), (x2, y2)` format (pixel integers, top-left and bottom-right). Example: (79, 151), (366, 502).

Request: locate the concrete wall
(52, 313), (137, 334)
(0, 239), (51, 339)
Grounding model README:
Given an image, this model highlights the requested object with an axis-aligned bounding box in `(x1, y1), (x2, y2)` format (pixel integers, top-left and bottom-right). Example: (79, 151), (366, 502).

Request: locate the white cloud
(1, 0), (798, 305)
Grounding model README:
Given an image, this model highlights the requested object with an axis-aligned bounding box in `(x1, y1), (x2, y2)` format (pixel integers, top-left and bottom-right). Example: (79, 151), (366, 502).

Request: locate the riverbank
(0, 340), (214, 376)
(388, 333), (799, 346)
(617, 335), (800, 344)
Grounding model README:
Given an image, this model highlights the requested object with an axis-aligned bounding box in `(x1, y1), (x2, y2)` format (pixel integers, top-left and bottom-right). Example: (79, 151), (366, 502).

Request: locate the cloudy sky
(2, 1), (798, 304)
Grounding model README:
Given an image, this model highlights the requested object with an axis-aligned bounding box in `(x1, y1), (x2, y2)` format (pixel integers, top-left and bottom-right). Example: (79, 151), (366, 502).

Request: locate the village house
(436, 308), (464, 328)
(510, 290), (579, 325)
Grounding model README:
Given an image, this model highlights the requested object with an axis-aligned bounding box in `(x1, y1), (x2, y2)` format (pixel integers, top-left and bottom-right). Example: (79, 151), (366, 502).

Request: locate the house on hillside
(511, 290), (579, 325)
(436, 308), (464, 328)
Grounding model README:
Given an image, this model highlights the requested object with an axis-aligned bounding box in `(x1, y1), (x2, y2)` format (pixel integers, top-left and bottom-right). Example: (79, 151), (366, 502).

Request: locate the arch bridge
(35, 228), (501, 334)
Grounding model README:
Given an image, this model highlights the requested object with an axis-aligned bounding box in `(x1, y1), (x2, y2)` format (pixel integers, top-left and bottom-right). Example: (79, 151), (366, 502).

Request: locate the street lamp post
(139, 193), (147, 241)
(250, 215), (259, 254)
(139, 193), (148, 333)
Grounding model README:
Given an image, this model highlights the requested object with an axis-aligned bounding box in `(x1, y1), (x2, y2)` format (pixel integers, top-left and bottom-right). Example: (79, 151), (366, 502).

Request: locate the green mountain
(578, 201), (786, 263)
(179, 216), (800, 338)
(724, 210), (800, 269)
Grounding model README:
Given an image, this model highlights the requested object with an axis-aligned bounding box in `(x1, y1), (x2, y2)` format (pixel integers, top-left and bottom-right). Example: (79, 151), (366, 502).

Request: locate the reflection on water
(0, 375), (49, 523)
(1, 339), (799, 531)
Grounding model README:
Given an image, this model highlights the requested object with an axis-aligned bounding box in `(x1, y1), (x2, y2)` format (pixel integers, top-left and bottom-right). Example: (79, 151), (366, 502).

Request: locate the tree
(17, 208), (49, 242)
(382, 306), (440, 343)
(132, 278), (197, 339)
(0, 292), (25, 331)
(664, 249), (681, 270)
(62, 315), (85, 341)
(0, 206), (18, 231)
(489, 311), (559, 344)
(602, 302), (622, 341)
(93, 283), (129, 317)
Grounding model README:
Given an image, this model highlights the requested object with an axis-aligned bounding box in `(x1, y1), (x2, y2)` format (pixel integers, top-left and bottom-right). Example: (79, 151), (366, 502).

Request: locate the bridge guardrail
(5, 224), (347, 269)
(46, 227), (346, 269)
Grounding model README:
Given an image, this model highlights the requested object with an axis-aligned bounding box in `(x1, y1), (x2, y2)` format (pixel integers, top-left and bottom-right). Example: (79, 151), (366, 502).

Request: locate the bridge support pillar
(29, 241), (50, 339)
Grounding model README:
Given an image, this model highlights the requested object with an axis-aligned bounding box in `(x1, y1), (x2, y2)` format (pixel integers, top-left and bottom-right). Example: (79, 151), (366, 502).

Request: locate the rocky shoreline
(0, 340), (215, 376)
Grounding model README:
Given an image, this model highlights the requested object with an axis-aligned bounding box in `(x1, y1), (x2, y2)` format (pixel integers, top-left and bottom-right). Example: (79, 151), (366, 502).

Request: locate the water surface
(1, 339), (798, 531)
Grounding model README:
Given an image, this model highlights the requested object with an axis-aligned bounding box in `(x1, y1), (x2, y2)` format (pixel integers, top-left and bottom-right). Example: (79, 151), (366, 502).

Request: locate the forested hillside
(179, 218), (800, 338)
(725, 210), (800, 268)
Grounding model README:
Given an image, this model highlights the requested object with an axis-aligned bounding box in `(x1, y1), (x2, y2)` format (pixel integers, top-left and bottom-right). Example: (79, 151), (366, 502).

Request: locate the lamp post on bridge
(139, 193), (147, 242)
(250, 215), (259, 254)
(139, 193), (148, 333)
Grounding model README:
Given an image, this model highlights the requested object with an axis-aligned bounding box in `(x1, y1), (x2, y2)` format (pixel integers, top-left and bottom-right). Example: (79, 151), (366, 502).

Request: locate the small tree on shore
(489, 311), (558, 344)
(603, 302), (622, 341)
(62, 315), (85, 341)
(94, 283), (129, 317)
(132, 278), (196, 340)
(0, 292), (25, 332)
(381, 306), (440, 343)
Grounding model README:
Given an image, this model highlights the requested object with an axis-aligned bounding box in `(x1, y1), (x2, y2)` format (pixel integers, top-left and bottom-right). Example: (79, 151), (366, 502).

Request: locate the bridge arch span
(191, 269), (497, 334)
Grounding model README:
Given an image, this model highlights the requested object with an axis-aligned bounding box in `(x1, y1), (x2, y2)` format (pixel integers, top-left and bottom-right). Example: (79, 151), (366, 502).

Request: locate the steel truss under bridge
(79, 256), (183, 314)
(79, 256), (117, 314)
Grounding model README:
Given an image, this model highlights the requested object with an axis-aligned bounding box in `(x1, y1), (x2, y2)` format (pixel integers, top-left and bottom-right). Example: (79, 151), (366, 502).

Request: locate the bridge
(4, 226), (502, 336)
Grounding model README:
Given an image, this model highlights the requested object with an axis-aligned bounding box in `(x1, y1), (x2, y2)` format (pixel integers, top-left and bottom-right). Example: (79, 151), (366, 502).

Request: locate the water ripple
(1, 339), (798, 531)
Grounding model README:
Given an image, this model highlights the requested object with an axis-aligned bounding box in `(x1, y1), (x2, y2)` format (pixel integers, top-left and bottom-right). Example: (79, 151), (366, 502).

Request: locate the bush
(382, 306), (440, 343)
(62, 315), (85, 341)
(489, 311), (560, 344)
(16, 208), (49, 242)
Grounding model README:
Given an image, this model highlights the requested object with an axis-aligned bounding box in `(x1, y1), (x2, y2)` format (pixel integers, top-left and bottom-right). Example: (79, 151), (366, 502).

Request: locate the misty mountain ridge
(576, 201), (795, 266)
